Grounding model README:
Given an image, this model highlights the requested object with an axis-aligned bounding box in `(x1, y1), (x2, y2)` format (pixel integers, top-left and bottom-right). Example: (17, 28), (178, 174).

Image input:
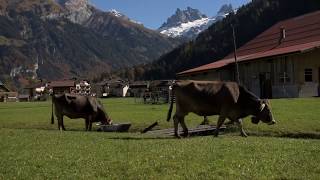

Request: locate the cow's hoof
(213, 131), (219, 137)
(174, 134), (182, 139)
(241, 133), (248, 137)
(182, 133), (189, 138)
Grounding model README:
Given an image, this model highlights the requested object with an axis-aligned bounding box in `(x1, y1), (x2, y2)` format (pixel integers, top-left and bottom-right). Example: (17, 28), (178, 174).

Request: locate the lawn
(0, 98), (320, 179)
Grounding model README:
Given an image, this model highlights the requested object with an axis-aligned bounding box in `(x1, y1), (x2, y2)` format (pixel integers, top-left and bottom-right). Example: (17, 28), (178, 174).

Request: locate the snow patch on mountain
(160, 17), (215, 38)
(159, 4), (234, 39)
(108, 9), (142, 25)
(110, 9), (123, 17)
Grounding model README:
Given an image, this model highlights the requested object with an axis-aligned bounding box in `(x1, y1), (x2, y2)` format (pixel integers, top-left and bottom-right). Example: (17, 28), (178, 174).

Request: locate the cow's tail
(51, 95), (54, 124)
(167, 82), (175, 122)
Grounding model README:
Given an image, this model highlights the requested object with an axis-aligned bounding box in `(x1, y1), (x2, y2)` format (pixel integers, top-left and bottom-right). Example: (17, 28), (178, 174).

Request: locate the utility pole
(232, 24), (240, 84)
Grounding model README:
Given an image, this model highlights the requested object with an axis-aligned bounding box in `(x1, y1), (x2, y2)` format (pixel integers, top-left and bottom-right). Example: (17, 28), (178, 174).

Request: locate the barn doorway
(259, 72), (272, 99)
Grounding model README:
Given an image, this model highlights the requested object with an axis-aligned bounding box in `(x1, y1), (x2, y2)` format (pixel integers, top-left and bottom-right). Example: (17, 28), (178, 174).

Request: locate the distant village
(0, 79), (173, 104)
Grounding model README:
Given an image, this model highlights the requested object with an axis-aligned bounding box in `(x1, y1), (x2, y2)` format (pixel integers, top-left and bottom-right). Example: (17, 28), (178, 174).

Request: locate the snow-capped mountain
(159, 4), (234, 39)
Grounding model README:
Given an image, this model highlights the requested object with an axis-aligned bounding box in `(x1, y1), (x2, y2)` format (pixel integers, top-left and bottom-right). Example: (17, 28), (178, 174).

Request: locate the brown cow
(167, 80), (275, 138)
(51, 93), (112, 131)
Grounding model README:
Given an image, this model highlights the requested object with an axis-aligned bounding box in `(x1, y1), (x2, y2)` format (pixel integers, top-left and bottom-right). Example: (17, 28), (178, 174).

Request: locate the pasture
(0, 98), (320, 179)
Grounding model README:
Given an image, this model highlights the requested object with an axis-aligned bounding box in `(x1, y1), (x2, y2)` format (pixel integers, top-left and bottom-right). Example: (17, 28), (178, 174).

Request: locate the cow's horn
(260, 103), (266, 112)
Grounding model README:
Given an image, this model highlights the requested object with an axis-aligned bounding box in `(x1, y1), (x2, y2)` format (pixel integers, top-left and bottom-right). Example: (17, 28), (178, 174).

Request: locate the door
(259, 72), (272, 99)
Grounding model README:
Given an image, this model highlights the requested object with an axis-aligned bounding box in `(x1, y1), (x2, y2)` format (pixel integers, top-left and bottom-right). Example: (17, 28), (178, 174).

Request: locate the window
(279, 72), (290, 83)
(304, 68), (313, 82)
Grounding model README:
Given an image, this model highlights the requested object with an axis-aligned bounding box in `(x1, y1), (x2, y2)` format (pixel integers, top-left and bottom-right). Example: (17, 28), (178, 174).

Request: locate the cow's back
(174, 81), (240, 116)
(53, 94), (95, 118)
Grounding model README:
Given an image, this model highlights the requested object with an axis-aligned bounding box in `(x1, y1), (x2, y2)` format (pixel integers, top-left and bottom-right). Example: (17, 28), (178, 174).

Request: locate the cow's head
(99, 113), (112, 125)
(251, 99), (276, 125)
(104, 116), (113, 125)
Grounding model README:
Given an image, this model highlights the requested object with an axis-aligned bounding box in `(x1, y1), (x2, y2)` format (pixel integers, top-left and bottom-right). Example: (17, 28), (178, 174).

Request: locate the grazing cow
(167, 80), (276, 138)
(51, 93), (112, 131)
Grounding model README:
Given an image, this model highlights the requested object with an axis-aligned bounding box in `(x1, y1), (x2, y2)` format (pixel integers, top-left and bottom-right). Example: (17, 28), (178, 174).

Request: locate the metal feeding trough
(97, 123), (131, 132)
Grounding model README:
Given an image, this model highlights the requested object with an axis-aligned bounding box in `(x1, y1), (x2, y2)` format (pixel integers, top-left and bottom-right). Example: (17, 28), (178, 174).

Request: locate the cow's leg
(180, 118), (189, 137)
(57, 116), (61, 130)
(57, 115), (64, 131)
(173, 114), (181, 138)
(88, 116), (93, 131)
(61, 116), (66, 131)
(213, 116), (226, 137)
(236, 119), (248, 137)
(200, 116), (209, 125)
(85, 118), (89, 131)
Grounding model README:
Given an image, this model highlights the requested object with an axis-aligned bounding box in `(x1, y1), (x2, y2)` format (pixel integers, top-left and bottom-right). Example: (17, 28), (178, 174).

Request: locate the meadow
(0, 98), (320, 179)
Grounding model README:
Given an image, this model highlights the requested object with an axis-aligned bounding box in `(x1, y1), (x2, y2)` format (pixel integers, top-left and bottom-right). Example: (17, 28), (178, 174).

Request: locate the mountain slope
(0, 0), (180, 88)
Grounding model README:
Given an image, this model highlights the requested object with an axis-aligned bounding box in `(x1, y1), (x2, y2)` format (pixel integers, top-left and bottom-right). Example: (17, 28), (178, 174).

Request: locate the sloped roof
(24, 82), (46, 89)
(0, 81), (10, 92)
(47, 80), (75, 88)
(178, 10), (320, 76)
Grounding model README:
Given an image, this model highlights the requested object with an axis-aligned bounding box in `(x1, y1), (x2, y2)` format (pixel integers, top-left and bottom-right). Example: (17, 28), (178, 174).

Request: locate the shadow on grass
(105, 136), (176, 140)
(4, 125), (320, 140)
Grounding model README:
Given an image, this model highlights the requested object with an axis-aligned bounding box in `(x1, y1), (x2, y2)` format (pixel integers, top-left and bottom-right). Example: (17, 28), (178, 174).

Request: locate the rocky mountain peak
(158, 4), (234, 39)
(217, 4), (233, 16)
(54, 0), (92, 24)
(159, 7), (207, 30)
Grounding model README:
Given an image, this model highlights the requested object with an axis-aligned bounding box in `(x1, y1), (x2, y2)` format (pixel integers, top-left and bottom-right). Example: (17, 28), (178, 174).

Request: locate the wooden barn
(178, 11), (320, 98)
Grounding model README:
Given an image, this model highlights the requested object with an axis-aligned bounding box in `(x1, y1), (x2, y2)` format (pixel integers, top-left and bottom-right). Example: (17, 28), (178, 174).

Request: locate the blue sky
(89, 0), (251, 29)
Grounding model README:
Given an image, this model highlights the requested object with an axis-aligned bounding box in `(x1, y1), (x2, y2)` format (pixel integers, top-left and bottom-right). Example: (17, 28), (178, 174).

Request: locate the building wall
(293, 49), (320, 97)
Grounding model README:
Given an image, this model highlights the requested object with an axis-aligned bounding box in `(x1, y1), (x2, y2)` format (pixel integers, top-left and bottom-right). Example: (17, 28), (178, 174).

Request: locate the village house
(96, 79), (129, 97)
(177, 11), (320, 98)
(47, 80), (75, 95)
(71, 80), (92, 96)
(24, 81), (47, 101)
(127, 81), (148, 98)
(0, 81), (18, 102)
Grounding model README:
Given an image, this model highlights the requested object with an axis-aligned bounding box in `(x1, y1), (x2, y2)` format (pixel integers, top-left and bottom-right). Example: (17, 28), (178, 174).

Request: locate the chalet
(127, 81), (148, 97)
(147, 80), (173, 104)
(24, 82), (47, 101)
(96, 79), (129, 97)
(178, 11), (320, 98)
(0, 80), (9, 92)
(71, 80), (92, 96)
(47, 80), (75, 95)
(0, 81), (18, 102)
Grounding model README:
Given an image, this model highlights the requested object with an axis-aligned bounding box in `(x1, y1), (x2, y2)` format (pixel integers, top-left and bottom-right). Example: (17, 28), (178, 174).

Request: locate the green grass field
(0, 98), (320, 179)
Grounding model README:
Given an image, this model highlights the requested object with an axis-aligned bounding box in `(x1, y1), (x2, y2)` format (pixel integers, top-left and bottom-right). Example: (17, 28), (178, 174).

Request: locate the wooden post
(232, 25), (240, 84)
